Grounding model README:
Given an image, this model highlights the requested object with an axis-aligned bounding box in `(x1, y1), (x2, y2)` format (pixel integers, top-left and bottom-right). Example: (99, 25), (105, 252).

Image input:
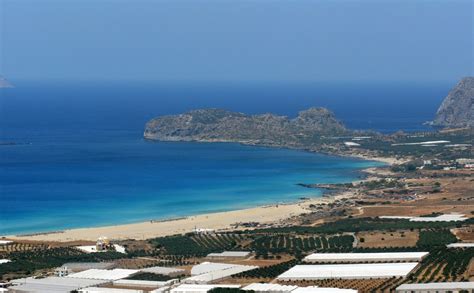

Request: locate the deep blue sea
(0, 81), (450, 234)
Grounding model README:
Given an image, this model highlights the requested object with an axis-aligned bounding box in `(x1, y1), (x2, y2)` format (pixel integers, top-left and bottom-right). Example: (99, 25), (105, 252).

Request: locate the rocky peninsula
(144, 107), (348, 145)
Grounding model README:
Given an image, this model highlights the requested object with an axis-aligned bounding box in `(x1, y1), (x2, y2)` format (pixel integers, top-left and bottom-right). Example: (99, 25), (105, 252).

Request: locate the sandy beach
(5, 153), (396, 243)
(6, 194), (351, 242)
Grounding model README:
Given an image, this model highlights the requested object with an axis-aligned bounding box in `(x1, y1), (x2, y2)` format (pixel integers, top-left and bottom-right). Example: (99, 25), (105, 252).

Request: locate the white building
(193, 228), (215, 234)
(396, 282), (474, 293)
(303, 252), (428, 263)
(344, 142), (361, 147)
(277, 263), (419, 280)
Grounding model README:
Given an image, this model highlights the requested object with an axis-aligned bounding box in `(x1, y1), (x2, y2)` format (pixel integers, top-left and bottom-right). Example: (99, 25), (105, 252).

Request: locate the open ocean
(0, 81), (450, 234)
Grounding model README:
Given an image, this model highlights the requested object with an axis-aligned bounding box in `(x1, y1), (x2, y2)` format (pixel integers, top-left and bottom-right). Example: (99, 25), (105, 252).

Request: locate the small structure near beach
(76, 237), (126, 254)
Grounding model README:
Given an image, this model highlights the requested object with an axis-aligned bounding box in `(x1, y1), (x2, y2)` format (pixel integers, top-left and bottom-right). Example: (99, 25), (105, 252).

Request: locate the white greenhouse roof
(0, 259), (11, 264)
(396, 282), (474, 291)
(207, 251), (251, 258)
(140, 266), (186, 275)
(446, 242), (474, 248)
(303, 252), (428, 263)
(190, 262), (237, 275)
(185, 264), (257, 283)
(380, 213), (467, 222)
(242, 283), (298, 292)
(171, 284), (241, 293)
(79, 287), (143, 293)
(9, 276), (108, 293)
(292, 287), (358, 293)
(60, 262), (116, 271)
(243, 283), (298, 292)
(113, 279), (170, 287)
(67, 269), (139, 280)
(150, 286), (171, 293)
(277, 263), (418, 280)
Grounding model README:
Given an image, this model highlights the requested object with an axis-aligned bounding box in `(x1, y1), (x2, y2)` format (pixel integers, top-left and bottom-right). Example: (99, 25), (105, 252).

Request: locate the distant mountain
(0, 76), (13, 88)
(431, 77), (473, 128)
(144, 107), (348, 144)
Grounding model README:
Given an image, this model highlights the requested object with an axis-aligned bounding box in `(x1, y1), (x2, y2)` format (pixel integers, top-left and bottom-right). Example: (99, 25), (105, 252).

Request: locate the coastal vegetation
(150, 233), (245, 257)
(0, 247), (125, 279)
(249, 217), (466, 234)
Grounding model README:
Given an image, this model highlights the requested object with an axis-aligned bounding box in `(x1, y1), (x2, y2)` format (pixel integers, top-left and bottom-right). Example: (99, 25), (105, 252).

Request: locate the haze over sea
(0, 81), (450, 234)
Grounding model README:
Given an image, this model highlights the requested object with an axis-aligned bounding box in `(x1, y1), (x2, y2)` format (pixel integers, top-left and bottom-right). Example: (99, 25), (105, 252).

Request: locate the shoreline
(6, 192), (353, 242)
(4, 146), (398, 242)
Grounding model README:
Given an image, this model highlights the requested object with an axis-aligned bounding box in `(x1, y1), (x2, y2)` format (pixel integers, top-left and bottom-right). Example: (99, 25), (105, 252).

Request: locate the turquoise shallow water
(0, 81), (429, 235)
(0, 129), (382, 235)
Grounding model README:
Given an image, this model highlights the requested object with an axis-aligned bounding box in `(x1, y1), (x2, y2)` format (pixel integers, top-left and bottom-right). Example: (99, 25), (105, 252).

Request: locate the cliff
(432, 77), (474, 127)
(144, 107), (348, 144)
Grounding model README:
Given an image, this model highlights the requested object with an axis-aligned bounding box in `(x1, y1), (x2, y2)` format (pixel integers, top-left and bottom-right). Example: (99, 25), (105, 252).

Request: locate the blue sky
(0, 0), (472, 83)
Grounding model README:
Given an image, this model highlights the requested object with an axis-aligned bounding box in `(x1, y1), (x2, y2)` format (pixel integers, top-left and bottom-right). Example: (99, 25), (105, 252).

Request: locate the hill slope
(432, 77), (474, 127)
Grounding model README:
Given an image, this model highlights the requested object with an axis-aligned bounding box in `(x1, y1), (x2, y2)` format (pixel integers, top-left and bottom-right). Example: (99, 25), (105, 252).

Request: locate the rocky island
(144, 107), (348, 145)
(431, 76), (473, 127)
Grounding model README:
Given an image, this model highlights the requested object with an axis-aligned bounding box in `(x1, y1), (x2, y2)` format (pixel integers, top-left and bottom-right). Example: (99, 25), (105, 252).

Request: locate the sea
(0, 80), (450, 235)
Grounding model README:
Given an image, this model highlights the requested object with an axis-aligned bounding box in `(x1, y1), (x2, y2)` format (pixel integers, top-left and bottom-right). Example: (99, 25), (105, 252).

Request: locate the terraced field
(408, 248), (474, 282)
(150, 233), (247, 256)
(249, 234), (354, 257)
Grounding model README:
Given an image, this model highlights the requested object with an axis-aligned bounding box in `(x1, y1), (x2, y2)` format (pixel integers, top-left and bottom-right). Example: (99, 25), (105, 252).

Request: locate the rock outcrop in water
(0, 76), (13, 88)
(144, 107), (347, 144)
(431, 77), (474, 128)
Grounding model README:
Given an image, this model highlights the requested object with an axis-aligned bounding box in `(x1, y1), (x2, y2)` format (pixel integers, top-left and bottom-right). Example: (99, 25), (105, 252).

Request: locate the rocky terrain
(144, 107), (348, 144)
(431, 77), (473, 127)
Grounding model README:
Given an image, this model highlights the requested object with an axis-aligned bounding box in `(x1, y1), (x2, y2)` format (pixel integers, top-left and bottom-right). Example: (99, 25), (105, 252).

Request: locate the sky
(0, 0), (472, 83)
